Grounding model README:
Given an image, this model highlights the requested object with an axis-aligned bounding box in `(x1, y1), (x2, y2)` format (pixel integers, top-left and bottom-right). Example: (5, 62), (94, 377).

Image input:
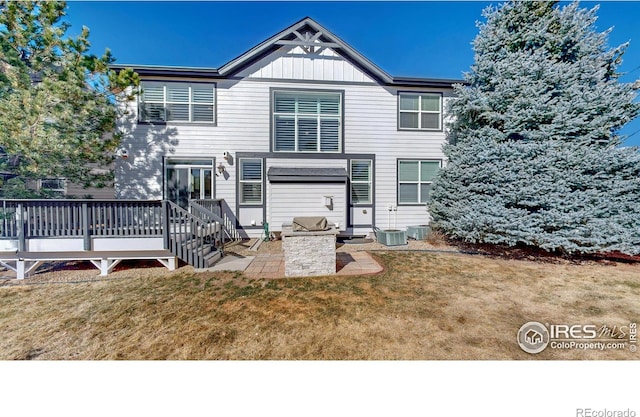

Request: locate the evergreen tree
(0, 1), (139, 197)
(430, 1), (640, 255)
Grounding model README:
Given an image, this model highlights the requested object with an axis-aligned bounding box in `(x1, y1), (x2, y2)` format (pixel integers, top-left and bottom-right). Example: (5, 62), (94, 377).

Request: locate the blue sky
(64, 1), (640, 147)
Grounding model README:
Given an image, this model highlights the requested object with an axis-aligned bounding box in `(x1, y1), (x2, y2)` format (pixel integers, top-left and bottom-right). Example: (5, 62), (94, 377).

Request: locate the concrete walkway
(244, 251), (383, 279)
(197, 254), (255, 272)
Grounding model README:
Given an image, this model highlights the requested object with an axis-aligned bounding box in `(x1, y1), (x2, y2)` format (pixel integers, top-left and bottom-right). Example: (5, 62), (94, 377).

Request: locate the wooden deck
(0, 199), (239, 279)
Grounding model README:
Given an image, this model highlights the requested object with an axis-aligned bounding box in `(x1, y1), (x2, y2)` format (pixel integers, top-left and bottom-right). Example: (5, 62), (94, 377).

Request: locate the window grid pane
(240, 160), (262, 181)
(351, 161), (370, 182)
(399, 184), (418, 203)
(192, 105), (214, 122)
(421, 95), (440, 112)
(166, 104), (189, 121)
(166, 85), (189, 102)
(351, 183), (371, 204)
(274, 116), (296, 151)
(320, 118), (340, 152)
(398, 161), (419, 181)
(141, 103), (165, 122)
(400, 95), (419, 111)
(400, 112), (419, 129)
(421, 161), (440, 181)
(420, 183), (433, 203)
(241, 184), (262, 204)
(142, 84), (164, 102)
(298, 118), (318, 151)
(421, 113), (440, 130)
(192, 87), (214, 103)
(319, 97), (340, 114)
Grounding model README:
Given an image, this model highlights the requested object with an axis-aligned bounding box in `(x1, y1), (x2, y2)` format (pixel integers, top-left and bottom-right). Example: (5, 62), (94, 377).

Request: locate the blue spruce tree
(430, 1), (640, 255)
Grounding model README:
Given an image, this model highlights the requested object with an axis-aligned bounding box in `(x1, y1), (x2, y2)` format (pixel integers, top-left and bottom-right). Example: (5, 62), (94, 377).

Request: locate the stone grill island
(282, 217), (338, 277)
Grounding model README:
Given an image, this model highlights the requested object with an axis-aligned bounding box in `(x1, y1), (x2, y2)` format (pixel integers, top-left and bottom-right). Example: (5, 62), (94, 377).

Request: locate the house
(111, 17), (460, 238)
(525, 329), (544, 345)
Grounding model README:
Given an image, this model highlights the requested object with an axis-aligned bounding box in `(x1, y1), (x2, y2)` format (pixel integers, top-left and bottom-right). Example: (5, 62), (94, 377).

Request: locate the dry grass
(0, 251), (638, 360)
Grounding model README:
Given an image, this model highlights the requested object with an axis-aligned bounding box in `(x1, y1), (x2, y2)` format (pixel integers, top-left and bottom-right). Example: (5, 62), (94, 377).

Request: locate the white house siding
(237, 46), (375, 83)
(116, 45), (451, 238)
(265, 158), (348, 233)
(343, 85), (454, 231)
(269, 183), (346, 232)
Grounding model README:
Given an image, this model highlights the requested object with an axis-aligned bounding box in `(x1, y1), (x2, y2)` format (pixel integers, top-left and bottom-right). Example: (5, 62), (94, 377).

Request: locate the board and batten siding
(116, 44), (451, 237)
(237, 46), (375, 83)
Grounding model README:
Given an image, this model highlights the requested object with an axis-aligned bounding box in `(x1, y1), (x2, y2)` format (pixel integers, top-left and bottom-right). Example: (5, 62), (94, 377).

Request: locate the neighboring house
(0, 176), (114, 199)
(112, 17), (460, 238)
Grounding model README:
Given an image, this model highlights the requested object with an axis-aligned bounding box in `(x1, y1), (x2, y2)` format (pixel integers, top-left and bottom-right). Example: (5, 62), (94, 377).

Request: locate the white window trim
(397, 159), (442, 205)
(272, 91), (342, 153)
(139, 81), (216, 124)
(164, 158), (215, 203)
(350, 159), (372, 205)
(398, 92), (442, 131)
(239, 158), (263, 205)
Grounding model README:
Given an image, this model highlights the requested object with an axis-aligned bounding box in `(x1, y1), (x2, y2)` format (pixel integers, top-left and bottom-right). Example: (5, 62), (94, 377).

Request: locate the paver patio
(244, 251), (383, 279)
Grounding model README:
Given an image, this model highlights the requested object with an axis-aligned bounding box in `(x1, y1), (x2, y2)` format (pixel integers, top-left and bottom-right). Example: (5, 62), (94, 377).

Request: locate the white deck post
(100, 258), (109, 276)
(16, 260), (25, 280)
(167, 256), (176, 271)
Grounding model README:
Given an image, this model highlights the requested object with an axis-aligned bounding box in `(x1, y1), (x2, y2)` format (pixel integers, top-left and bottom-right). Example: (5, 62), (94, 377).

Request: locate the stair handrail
(164, 200), (217, 268)
(189, 199), (240, 242)
(187, 200), (226, 254)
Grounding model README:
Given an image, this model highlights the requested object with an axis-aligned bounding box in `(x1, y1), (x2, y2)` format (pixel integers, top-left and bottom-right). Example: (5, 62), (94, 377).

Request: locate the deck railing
(1, 200), (163, 247)
(191, 198), (240, 241)
(1, 199), (237, 268)
(0, 200), (19, 238)
(188, 200), (226, 253)
(165, 201), (214, 268)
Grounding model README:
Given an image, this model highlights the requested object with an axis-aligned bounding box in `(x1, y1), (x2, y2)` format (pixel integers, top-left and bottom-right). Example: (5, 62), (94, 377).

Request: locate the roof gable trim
(218, 17), (393, 84)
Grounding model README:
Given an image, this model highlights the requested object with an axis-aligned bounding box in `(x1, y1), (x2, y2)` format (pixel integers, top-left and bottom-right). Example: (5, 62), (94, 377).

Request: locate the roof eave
(390, 77), (466, 88)
(109, 64), (220, 78)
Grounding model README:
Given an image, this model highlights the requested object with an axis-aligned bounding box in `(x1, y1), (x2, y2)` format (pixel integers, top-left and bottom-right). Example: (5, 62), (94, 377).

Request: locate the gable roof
(111, 17), (463, 87)
(219, 17), (393, 83)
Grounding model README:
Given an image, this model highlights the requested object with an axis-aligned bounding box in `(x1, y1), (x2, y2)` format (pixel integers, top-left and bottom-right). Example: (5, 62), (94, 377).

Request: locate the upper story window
(139, 81), (215, 123)
(273, 91), (342, 153)
(398, 92), (442, 131)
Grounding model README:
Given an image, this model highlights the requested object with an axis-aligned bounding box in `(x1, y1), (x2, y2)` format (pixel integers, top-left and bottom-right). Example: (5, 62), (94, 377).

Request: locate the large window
(398, 93), (442, 130)
(239, 159), (263, 205)
(273, 91), (341, 152)
(140, 82), (215, 123)
(350, 160), (372, 205)
(397, 160), (441, 204)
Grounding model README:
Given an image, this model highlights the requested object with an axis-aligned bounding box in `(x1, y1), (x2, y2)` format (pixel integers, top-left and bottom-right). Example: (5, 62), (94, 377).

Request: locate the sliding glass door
(165, 159), (214, 208)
